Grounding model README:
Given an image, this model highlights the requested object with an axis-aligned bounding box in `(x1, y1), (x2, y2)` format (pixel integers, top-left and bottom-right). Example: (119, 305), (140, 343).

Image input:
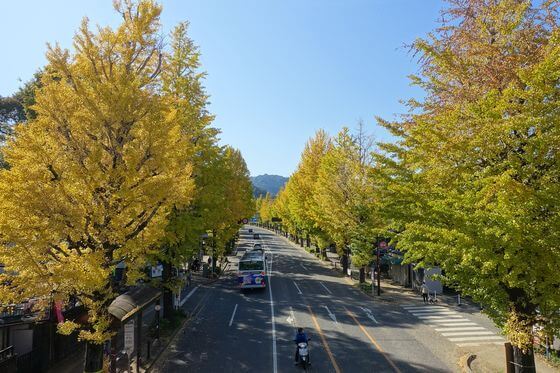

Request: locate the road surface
(155, 226), (513, 372)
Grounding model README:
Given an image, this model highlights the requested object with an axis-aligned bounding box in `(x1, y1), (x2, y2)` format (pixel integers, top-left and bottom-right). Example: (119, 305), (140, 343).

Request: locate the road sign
(124, 320), (135, 355)
(242, 218), (249, 224)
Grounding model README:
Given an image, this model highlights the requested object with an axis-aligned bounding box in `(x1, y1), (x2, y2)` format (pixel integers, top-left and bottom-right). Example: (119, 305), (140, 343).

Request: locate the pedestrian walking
(420, 281), (430, 304)
(187, 269), (192, 287)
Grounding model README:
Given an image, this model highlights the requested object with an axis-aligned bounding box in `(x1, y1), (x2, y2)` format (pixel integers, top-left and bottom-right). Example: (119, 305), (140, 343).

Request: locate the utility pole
(376, 244), (381, 296)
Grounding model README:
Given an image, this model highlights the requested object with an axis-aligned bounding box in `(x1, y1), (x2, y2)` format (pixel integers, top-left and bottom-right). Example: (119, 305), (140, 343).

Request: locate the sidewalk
(48, 269), (219, 373)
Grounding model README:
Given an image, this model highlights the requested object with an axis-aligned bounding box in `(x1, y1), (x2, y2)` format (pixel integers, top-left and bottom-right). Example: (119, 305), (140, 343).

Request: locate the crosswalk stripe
(457, 342), (504, 347)
(441, 331), (495, 337)
(403, 306), (445, 310)
(417, 315), (465, 319)
(412, 311), (459, 316)
(427, 319), (471, 323)
(448, 336), (504, 342)
(435, 327), (486, 332)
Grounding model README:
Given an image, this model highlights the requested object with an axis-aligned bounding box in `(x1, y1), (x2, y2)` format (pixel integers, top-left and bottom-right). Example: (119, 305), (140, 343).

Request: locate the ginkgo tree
(377, 0), (560, 370)
(312, 125), (378, 281)
(0, 1), (199, 371)
(285, 130), (332, 252)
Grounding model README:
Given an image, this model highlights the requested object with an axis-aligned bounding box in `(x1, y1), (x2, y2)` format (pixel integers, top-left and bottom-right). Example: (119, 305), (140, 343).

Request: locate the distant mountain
(252, 185), (268, 198)
(251, 174), (288, 197)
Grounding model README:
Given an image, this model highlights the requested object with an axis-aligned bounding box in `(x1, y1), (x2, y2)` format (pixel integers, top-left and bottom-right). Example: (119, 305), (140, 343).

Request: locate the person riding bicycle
(294, 327), (309, 364)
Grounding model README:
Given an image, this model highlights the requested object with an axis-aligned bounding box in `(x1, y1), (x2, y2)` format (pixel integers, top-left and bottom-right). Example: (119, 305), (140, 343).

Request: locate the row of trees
(0, 1), (253, 371)
(259, 0), (560, 370)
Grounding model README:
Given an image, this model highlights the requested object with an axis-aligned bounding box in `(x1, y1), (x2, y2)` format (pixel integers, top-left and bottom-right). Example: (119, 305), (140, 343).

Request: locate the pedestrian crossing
(402, 305), (505, 347)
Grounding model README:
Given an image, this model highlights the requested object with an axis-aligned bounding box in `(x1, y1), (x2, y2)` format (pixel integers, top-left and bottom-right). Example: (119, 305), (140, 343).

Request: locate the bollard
(457, 294), (461, 306)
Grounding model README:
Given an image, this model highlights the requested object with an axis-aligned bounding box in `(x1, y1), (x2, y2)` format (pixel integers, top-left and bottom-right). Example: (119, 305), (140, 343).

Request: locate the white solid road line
(435, 326), (486, 332)
(448, 336), (504, 342)
(320, 282), (332, 294)
(293, 281), (303, 295)
(441, 331), (495, 337)
(228, 304), (238, 327)
(268, 254), (278, 373)
(179, 285), (200, 307)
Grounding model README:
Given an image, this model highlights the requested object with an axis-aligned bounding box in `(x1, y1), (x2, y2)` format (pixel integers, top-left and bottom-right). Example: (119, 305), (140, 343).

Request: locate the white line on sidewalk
(320, 282), (332, 294)
(268, 254), (277, 373)
(293, 281), (303, 295)
(179, 285), (200, 306)
(228, 304), (238, 327)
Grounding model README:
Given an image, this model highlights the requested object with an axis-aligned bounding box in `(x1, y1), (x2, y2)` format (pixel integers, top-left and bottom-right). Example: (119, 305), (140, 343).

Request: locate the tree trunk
(512, 345), (536, 373)
(359, 266), (365, 283)
(83, 341), (103, 373)
(162, 261), (174, 319)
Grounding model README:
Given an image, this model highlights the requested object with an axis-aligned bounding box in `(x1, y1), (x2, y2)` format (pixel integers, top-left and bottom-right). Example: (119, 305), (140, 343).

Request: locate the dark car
(253, 233), (260, 240)
(248, 228), (253, 233)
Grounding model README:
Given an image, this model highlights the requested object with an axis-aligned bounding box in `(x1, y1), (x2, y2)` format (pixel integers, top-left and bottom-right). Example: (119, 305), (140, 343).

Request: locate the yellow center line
(345, 307), (402, 373)
(307, 305), (342, 373)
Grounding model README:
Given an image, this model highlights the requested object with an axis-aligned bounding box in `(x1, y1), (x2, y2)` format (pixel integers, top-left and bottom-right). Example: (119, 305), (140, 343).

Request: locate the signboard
(150, 264), (163, 278)
(124, 320), (135, 355)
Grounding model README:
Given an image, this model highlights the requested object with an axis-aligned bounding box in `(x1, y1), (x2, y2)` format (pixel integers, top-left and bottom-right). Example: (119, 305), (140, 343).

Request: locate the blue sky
(0, 0), (444, 177)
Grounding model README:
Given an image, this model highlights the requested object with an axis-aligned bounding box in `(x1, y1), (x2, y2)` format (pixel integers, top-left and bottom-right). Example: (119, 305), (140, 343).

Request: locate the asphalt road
(157, 227), (466, 373)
